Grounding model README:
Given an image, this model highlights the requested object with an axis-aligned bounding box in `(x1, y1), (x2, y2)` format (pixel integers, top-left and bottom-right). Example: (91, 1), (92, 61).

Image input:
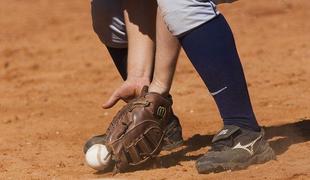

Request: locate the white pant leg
(157, 0), (220, 36)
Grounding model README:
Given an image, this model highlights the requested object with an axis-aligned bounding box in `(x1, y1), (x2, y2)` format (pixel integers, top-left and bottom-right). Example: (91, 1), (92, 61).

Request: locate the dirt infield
(0, 0), (309, 179)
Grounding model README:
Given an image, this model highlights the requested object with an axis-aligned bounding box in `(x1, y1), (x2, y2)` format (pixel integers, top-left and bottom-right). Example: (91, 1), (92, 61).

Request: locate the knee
(157, 0), (219, 36)
(91, 0), (127, 48)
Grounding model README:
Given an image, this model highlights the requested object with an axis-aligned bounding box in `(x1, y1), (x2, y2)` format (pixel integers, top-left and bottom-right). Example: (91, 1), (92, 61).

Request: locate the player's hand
(102, 77), (150, 109)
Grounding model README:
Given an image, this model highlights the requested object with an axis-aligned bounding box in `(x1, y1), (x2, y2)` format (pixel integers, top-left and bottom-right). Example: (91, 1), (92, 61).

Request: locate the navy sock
(107, 47), (128, 80)
(179, 14), (260, 131)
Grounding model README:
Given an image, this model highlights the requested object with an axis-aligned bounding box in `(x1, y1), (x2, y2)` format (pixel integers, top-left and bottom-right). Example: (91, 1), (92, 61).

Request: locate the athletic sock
(107, 47), (128, 80)
(179, 14), (260, 132)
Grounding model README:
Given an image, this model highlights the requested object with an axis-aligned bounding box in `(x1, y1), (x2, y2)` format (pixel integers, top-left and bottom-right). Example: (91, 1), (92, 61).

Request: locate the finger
(102, 91), (121, 109)
(122, 94), (137, 103)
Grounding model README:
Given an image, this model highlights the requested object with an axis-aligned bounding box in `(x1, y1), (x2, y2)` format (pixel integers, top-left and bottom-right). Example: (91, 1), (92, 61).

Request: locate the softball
(85, 144), (112, 171)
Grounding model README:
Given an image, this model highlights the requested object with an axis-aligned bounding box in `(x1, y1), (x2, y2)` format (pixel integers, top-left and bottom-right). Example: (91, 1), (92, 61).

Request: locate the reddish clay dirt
(0, 0), (309, 179)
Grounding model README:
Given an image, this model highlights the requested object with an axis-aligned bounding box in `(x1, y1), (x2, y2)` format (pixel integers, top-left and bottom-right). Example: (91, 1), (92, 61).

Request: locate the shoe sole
(197, 144), (276, 173)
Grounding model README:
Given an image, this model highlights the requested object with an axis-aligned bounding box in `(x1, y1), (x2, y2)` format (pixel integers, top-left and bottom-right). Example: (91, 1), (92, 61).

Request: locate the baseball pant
(91, 0), (220, 47)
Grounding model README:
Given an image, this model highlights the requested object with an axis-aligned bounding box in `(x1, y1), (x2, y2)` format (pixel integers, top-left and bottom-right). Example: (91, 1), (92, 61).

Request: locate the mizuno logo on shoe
(232, 134), (262, 155)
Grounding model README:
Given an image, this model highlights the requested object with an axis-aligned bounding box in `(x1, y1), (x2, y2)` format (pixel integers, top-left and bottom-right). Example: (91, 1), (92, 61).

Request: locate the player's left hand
(102, 77), (150, 109)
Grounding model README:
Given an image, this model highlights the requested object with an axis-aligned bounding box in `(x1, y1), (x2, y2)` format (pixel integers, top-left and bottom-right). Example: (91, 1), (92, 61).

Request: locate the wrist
(149, 79), (170, 96)
(127, 69), (152, 81)
(126, 76), (150, 85)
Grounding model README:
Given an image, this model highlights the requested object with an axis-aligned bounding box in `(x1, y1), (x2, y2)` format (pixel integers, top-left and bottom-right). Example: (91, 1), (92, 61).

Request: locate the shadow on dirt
(158, 133), (213, 168)
(265, 118), (310, 156)
(158, 118), (310, 168)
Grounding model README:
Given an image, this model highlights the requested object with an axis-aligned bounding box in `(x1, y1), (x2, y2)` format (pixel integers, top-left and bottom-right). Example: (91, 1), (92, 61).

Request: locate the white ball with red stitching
(85, 144), (112, 171)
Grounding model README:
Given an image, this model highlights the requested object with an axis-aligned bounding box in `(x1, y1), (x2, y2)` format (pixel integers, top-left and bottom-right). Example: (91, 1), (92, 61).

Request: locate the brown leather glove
(105, 86), (172, 172)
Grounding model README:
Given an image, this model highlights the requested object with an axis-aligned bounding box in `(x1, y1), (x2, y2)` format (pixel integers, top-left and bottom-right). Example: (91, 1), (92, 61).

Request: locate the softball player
(90, 0), (184, 152)
(91, 0), (275, 173)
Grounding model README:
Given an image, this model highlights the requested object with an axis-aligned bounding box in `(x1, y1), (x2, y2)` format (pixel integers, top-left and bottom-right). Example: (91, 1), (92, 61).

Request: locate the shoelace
(128, 99), (150, 112)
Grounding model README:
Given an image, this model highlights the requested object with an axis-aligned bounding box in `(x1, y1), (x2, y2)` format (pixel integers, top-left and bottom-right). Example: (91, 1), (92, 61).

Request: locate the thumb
(102, 91), (121, 109)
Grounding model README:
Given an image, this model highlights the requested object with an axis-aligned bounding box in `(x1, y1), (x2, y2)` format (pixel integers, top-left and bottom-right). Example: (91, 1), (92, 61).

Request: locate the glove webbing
(121, 127), (164, 165)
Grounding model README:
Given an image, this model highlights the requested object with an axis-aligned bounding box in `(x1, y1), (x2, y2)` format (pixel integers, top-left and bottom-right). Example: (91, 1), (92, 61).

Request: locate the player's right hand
(102, 77), (150, 109)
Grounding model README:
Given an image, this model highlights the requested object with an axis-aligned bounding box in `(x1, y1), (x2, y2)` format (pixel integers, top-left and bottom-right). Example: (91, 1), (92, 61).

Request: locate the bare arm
(103, 0), (157, 108)
(149, 9), (181, 95)
(124, 0), (156, 80)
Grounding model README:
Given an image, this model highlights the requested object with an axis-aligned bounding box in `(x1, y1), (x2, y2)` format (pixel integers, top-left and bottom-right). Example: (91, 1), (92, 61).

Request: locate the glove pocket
(125, 121), (165, 164)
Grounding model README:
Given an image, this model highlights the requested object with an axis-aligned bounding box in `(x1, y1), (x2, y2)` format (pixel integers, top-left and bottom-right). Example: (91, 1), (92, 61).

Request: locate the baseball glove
(105, 86), (172, 172)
